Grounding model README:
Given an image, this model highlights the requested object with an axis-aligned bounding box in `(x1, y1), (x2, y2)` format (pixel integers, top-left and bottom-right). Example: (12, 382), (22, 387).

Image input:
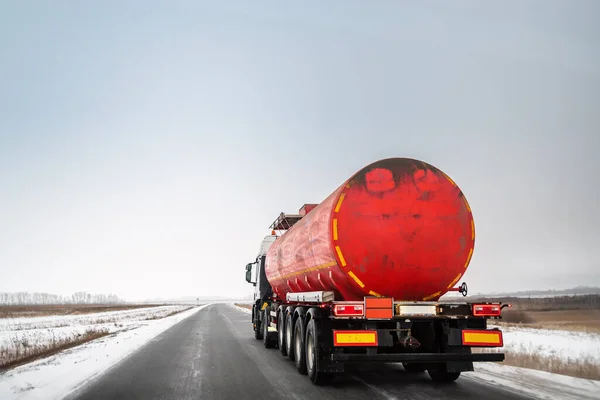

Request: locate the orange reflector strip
(462, 330), (503, 347)
(333, 330), (378, 347)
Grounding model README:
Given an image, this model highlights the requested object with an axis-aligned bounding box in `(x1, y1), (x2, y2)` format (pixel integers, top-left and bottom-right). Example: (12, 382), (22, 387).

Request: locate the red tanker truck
(244, 157), (508, 384)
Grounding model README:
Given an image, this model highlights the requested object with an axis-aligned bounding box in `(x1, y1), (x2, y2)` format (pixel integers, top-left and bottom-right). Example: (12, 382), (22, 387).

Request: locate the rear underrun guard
(330, 352), (505, 363)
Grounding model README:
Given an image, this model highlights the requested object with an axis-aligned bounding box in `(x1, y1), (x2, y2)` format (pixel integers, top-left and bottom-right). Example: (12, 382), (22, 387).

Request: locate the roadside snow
(0, 304), (207, 400)
(0, 305), (189, 332)
(490, 324), (600, 364)
(0, 305), (193, 363)
(229, 303), (252, 315)
(468, 362), (600, 400)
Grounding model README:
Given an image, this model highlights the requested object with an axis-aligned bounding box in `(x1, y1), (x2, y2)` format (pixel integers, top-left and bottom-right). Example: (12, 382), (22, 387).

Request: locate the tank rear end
(265, 158), (475, 302)
(332, 158), (475, 301)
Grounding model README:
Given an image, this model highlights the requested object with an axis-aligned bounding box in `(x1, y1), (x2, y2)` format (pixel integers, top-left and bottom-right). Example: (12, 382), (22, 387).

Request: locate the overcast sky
(1, 1), (599, 300)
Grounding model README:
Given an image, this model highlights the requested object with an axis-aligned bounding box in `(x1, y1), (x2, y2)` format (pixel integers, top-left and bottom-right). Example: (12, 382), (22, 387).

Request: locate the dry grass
(497, 309), (600, 333)
(475, 348), (600, 381)
(0, 328), (110, 371)
(0, 304), (164, 319)
(234, 303), (252, 310)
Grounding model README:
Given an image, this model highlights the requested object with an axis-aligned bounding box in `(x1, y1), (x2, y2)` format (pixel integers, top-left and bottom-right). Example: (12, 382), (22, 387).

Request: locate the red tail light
(472, 304), (501, 317)
(333, 304), (364, 317)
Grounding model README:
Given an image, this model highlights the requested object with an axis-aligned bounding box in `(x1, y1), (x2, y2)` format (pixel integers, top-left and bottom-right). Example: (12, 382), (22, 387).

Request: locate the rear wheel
(262, 307), (276, 348)
(403, 363), (427, 373)
(285, 312), (295, 360)
(278, 309), (287, 356)
(293, 316), (307, 375)
(428, 365), (461, 383)
(306, 319), (334, 385)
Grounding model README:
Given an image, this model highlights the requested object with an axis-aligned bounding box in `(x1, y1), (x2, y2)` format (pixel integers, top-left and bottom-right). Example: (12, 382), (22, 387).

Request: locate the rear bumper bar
(331, 352), (505, 363)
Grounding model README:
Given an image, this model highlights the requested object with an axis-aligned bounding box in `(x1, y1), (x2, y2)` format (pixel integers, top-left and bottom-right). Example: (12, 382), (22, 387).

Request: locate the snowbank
(0, 305), (206, 400)
(490, 323), (600, 364)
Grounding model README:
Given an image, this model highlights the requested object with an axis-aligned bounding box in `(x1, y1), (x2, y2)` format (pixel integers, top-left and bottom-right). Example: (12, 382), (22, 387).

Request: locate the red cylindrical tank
(264, 158), (475, 302)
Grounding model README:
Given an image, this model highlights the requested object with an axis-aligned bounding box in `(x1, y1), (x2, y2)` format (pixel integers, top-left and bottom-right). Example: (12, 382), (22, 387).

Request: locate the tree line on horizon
(0, 291), (124, 305)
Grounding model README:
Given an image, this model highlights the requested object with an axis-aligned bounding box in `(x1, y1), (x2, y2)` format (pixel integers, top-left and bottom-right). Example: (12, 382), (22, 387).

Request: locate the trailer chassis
(251, 291), (508, 385)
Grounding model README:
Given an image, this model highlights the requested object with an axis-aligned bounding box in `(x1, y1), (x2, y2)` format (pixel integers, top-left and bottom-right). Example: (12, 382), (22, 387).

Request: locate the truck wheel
(253, 305), (263, 340)
(278, 309), (287, 356)
(428, 366), (461, 383)
(285, 312), (295, 361)
(262, 307), (275, 348)
(403, 363), (427, 373)
(293, 316), (307, 375)
(306, 319), (334, 385)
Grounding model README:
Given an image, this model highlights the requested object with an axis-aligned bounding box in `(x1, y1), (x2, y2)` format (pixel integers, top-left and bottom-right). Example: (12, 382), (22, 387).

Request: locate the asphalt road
(69, 303), (537, 400)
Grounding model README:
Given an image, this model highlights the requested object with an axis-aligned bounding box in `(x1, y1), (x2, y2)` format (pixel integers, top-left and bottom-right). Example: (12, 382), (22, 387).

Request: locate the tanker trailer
(243, 157), (508, 385)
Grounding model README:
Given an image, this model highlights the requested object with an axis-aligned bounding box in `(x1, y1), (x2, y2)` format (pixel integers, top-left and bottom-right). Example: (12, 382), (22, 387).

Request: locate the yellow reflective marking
(348, 271), (365, 288)
(335, 246), (347, 267)
(334, 193), (345, 212)
(369, 290), (382, 297)
(464, 248), (474, 269)
(471, 219), (475, 240)
(423, 291), (441, 301)
(333, 218), (339, 240)
(447, 272), (462, 289)
(335, 332), (376, 344)
(441, 171), (457, 186)
(463, 332), (501, 345)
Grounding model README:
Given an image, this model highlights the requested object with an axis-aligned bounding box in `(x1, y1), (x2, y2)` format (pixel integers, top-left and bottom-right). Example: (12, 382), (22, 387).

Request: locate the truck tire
(285, 312), (295, 361)
(403, 363), (427, 373)
(278, 308), (287, 356)
(293, 316), (307, 375)
(253, 305), (263, 340)
(306, 319), (334, 385)
(428, 365), (461, 383)
(262, 307), (276, 348)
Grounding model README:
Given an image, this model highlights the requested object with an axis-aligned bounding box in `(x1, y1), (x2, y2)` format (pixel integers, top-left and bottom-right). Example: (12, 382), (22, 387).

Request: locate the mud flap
(315, 318), (345, 374)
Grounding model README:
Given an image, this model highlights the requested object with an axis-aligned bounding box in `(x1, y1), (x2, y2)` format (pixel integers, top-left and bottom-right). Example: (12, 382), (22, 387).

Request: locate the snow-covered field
(0, 305), (195, 366)
(490, 323), (600, 365)
(468, 362), (600, 400)
(0, 305), (205, 399)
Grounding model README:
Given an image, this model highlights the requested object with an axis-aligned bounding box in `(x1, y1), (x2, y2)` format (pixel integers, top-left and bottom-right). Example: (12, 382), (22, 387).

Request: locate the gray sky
(1, 1), (599, 300)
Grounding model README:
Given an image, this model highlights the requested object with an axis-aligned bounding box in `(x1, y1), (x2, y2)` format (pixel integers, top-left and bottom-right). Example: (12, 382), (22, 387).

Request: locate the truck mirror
(245, 263), (255, 284)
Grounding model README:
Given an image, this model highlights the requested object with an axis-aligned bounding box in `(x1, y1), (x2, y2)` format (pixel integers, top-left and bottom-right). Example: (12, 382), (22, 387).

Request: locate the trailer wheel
(306, 319), (334, 385)
(428, 365), (461, 383)
(285, 312), (295, 361)
(262, 307), (276, 348)
(278, 309), (287, 356)
(293, 317), (307, 375)
(403, 363), (427, 373)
